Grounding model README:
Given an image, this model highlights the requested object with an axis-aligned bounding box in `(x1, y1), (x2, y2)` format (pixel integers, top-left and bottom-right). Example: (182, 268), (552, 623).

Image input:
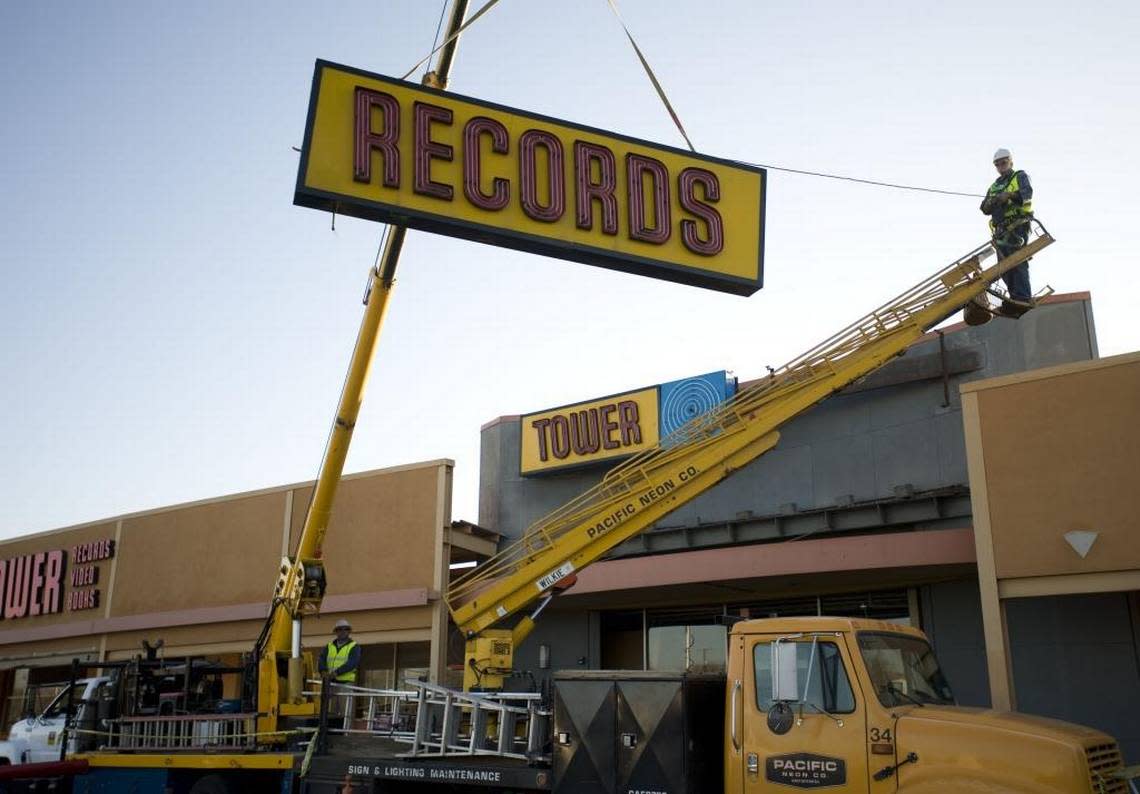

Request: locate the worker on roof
(980, 148), (1034, 312)
(319, 618), (360, 684)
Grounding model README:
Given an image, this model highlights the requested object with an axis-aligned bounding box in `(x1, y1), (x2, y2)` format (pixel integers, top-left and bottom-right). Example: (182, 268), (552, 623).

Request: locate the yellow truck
(723, 616), (1128, 793)
(500, 616), (1131, 794)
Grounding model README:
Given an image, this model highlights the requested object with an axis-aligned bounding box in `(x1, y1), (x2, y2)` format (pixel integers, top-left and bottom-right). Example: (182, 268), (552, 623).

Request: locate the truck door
(738, 634), (870, 793)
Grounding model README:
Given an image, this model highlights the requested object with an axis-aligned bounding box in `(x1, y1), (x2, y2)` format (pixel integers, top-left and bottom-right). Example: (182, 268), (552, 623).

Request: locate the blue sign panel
(658, 370), (737, 438)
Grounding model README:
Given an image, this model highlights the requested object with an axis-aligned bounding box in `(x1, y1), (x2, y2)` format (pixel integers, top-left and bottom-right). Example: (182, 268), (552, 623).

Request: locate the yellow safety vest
(986, 171), (1033, 230)
(325, 640), (358, 683)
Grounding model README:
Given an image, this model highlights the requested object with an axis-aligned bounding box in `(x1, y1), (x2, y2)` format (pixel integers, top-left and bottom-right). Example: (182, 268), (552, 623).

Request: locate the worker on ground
(320, 618), (360, 684)
(980, 148), (1034, 311)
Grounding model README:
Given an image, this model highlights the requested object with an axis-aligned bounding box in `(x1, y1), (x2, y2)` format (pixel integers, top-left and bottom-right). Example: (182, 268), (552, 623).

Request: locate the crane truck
(4, 219), (1132, 793)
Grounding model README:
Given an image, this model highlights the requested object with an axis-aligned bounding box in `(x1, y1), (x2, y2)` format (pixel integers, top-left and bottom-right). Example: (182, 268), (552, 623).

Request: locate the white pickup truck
(0, 677), (110, 765)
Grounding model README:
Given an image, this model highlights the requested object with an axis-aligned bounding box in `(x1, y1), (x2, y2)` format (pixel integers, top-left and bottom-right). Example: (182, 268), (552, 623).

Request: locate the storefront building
(4, 292), (1136, 762)
(0, 459), (496, 733)
(478, 292), (1139, 762)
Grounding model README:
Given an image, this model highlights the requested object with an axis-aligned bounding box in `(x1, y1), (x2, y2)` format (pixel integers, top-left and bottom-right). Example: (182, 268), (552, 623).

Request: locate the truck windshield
(41, 683), (79, 719)
(857, 632), (955, 707)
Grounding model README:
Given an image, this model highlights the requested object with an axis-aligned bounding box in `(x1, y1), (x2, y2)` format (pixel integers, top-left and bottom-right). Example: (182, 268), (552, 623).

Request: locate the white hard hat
(993, 148), (1012, 162)
(334, 618), (352, 630)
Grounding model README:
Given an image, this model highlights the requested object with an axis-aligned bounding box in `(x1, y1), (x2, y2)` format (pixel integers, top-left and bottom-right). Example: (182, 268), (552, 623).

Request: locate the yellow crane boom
(254, 0), (472, 739)
(449, 223), (1053, 690)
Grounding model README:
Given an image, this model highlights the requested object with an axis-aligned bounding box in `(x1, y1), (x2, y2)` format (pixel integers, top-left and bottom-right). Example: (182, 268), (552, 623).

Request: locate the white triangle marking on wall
(1063, 530), (1098, 559)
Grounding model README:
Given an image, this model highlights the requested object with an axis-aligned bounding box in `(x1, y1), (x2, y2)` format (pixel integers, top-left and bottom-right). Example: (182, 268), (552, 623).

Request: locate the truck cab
(727, 617), (1128, 793)
(0, 677), (111, 765)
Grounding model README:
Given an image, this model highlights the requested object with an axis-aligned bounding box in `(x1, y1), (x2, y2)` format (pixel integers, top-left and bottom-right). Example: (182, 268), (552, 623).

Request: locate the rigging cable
(605, 0), (696, 153)
(604, 0), (983, 198)
(425, 0), (450, 79)
(401, 0), (504, 81)
(735, 160), (983, 198)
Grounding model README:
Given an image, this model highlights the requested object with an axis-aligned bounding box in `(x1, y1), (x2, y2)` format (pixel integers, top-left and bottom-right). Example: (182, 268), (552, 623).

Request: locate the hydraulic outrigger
(448, 220), (1054, 690)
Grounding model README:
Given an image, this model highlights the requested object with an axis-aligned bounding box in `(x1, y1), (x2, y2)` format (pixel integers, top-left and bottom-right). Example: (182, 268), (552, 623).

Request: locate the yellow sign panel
(520, 387), (660, 475)
(295, 60), (766, 295)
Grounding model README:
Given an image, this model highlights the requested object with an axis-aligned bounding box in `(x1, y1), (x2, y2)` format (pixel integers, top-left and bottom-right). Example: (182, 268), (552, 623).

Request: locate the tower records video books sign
(295, 60), (766, 295)
(0, 538), (116, 620)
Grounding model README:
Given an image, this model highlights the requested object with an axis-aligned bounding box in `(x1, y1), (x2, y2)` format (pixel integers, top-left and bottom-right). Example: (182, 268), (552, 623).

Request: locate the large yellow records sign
(295, 60), (766, 295)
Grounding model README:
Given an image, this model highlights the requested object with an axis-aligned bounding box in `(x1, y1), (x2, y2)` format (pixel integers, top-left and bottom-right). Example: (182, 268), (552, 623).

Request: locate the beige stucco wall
(0, 459), (452, 665)
(294, 464), (441, 594)
(968, 353), (1140, 580)
(114, 493), (284, 616)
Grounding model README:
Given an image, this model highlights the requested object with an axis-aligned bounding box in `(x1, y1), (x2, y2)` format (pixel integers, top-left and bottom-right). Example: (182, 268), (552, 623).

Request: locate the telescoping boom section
(449, 222), (1053, 690)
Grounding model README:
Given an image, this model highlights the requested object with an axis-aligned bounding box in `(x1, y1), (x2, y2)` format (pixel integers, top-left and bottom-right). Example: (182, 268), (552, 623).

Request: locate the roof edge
(960, 348), (1140, 394)
(481, 292), (1096, 426)
(2, 458), (456, 544)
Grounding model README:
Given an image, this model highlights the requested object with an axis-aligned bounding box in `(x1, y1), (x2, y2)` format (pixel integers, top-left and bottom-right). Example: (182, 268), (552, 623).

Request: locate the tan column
(428, 462), (454, 684)
(907, 587), (921, 627)
(281, 489), (294, 558)
(962, 391), (1016, 710)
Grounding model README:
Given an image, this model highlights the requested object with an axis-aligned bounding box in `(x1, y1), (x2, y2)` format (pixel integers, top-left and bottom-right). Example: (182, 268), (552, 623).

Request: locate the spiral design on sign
(660, 378), (724, 436)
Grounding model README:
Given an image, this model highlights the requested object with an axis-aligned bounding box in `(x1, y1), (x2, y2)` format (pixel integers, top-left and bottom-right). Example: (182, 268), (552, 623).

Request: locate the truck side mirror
(771, 641), (798, 702)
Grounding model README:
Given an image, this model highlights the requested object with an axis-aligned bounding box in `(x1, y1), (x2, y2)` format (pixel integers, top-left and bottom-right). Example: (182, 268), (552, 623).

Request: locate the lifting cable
(352, 2), (458, 286)
(605, 0), (697, 152)
(303, 1), (447, 568)
(401, 0), (504, 81)
(604, 0), (983, 198)
(360, 0), (502, 276)
(735, 160), (984, 198)
(425, 0), (450, 79)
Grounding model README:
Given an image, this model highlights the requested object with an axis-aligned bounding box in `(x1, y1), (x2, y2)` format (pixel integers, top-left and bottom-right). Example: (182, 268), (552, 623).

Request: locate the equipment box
(553, 671), (725, 794)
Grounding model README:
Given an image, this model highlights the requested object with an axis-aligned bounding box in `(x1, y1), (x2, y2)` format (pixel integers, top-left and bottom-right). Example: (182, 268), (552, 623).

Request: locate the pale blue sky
(2, 0), (1138, 538)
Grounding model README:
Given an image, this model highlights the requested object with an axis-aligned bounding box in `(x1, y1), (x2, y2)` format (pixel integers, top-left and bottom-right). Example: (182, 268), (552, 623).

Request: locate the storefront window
(647, 625), (726, 673)
(396, 642), (429, 687)
(601, 589), (911, 678)
(358, 645), (395, 690)
(600, 610), (644, 669)
(355, 641), (431, 690)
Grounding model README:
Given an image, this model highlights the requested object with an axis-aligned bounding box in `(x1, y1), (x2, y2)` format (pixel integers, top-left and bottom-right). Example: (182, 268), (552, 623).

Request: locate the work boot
(1001, 298), (1033, 318)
